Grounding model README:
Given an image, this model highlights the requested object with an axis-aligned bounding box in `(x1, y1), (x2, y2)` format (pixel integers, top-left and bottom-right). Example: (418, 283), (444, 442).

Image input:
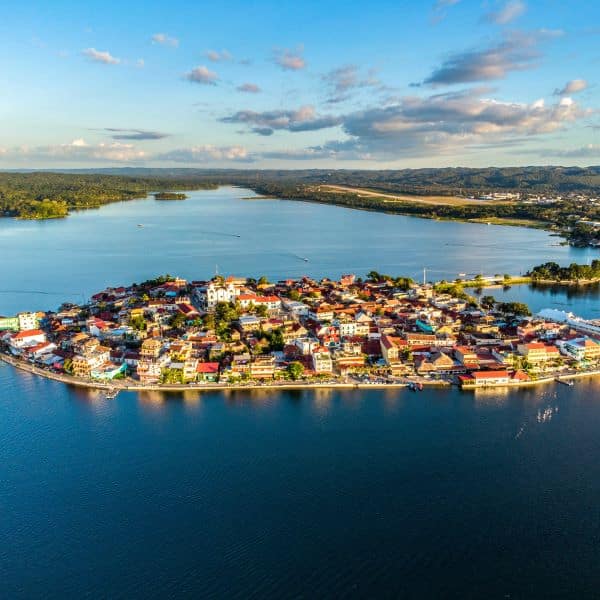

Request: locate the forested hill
(0, 172), (217, 219)
(48, 165), (600, 195)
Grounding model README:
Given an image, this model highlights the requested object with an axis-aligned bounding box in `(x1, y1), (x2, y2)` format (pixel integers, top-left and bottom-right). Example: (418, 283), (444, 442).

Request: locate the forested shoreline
(1, 168), (599, 248)
(0, 172), (216, 219)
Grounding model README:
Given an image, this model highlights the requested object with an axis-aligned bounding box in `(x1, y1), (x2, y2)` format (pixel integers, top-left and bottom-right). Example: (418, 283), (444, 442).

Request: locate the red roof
(472, 370), (510, 379)
(12, 329), (45, 339)
(196, 362), (219, 374)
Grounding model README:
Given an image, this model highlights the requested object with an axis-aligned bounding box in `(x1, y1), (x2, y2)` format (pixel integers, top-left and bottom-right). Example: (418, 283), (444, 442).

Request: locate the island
(2, 267), (600, 394)
(153, 192), (188, 200)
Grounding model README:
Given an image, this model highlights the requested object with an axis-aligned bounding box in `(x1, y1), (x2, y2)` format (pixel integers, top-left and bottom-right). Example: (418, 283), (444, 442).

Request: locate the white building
(282, 300), (310, 317)
(237, 294), (281, 312)
(18, 312), (38, 331)
(311, 348), (333, 373)
(9, 329), (47, 353)
(194, 281), (239, 310)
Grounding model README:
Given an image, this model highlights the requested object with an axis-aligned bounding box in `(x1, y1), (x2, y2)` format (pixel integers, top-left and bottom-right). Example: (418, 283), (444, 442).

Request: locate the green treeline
(528, 260), (600, 282)
(0, 172), (216, 219)
(153, 192), (188, 200)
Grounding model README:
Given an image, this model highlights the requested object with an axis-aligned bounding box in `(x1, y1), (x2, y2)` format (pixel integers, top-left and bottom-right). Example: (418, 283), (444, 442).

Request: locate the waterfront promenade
(3, 351), (600, 394)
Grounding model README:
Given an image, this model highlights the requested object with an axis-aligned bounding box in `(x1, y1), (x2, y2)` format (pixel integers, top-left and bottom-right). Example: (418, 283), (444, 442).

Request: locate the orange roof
(472, 370), (510, 379)
(197, 362), (219, 374)
(12, 329), (45, 339)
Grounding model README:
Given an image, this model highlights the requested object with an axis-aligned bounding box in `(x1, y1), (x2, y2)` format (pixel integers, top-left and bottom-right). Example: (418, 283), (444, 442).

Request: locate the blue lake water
(0, 186), (596, 315)
(1, 187), (600, 597)
(3, 367), (600, 598)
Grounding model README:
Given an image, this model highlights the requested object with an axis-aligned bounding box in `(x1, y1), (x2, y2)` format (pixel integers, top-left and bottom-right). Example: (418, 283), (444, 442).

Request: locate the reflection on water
(486, 282), (600, 319)
(4, 363), (600, 597)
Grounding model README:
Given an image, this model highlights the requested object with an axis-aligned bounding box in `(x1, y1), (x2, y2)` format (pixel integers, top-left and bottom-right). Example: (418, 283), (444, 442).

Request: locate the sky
(1, 0), (599, 169)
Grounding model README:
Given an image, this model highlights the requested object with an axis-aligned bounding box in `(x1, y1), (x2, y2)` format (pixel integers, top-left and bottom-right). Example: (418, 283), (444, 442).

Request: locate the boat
(104, 388), (119, 400)
(303, 257), (309, 262)
(137, 224), (144, 228)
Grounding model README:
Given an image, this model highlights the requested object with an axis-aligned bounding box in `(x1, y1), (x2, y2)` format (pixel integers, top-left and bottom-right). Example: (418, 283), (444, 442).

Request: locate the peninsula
(2, 268), (600, 393)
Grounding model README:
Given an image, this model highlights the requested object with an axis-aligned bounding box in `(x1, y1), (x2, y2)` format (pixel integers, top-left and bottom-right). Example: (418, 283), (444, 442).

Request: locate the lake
(2, 187), (600, 598)
(0, 186), (596, 315)
(3, 366), (600, 598)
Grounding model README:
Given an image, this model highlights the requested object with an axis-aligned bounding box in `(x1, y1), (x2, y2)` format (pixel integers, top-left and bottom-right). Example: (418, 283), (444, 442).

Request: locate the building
(140, 338), (162, 359)
(9, 329), (47, 353)
(196, 362), (220, 382)
(91, 362), (127, 380)
(311, 347), (333, 373)
(380, 334), (401, 364)
(18, 312), (39, 331)
(459, 370), (512, 387)
(71, 345), (111, 378)
(516, 342), (560, 364)
(0, 316), (19, 331)
(250, 355), (276, 378)
(559, 337), (600, 362)
(195, 281), (239, 310)
(136, 359), (163, 384)
(237, 294), (282, 312)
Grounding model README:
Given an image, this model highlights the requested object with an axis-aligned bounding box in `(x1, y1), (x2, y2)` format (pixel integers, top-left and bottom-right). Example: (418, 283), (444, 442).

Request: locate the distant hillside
(27, 166), (600, 195)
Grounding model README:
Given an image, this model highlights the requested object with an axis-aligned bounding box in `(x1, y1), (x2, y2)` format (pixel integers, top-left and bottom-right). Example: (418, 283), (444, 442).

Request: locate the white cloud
(554, 79), (588, 96)
(237, 82), (261, 93)
(82, 48), (120, 65)
(484, 1), (526, 25)
(539, 144), (600, 158)
(322, 65), (380, 102)
(206, 49), (232, 62)
(221, 105), (341, 135)
(156, 145), (252, 162)
(152, 33), (179, 47)
(184, 65), (219, 85)
(0, 139), (146, 163)
(423, 30), (555, 85)
(257, 88), (591, 161)
(273, 47), (306, 71)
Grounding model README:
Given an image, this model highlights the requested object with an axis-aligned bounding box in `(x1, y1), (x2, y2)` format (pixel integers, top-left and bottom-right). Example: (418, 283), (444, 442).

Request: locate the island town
(2, 270), (600, 393)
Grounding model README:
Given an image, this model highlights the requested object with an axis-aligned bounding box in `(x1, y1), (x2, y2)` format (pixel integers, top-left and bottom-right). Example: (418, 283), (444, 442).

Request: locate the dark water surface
(2, 187), (600, 597)
(3, 366), (600, 598)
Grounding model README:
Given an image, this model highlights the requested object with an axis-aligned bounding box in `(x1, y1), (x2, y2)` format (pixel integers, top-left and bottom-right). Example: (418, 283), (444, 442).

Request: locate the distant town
(2, 270), (600, 392)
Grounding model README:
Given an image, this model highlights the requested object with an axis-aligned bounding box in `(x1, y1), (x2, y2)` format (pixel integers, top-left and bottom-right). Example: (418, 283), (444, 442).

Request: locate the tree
(287, 361), (304, 380)
(257, 275), (270, 286)
(169, 312), (186, 329)
(497, 301), (531, 317)
(255, 304), (268, 318)
(480, 295), (496, 310)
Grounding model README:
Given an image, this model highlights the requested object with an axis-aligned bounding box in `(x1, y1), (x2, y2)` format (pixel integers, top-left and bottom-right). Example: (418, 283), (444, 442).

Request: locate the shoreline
(3, 352), (599, 395)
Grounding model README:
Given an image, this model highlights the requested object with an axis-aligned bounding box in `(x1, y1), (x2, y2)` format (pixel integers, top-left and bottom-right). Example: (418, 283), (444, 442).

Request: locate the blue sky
(1, 0), (599, 168)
